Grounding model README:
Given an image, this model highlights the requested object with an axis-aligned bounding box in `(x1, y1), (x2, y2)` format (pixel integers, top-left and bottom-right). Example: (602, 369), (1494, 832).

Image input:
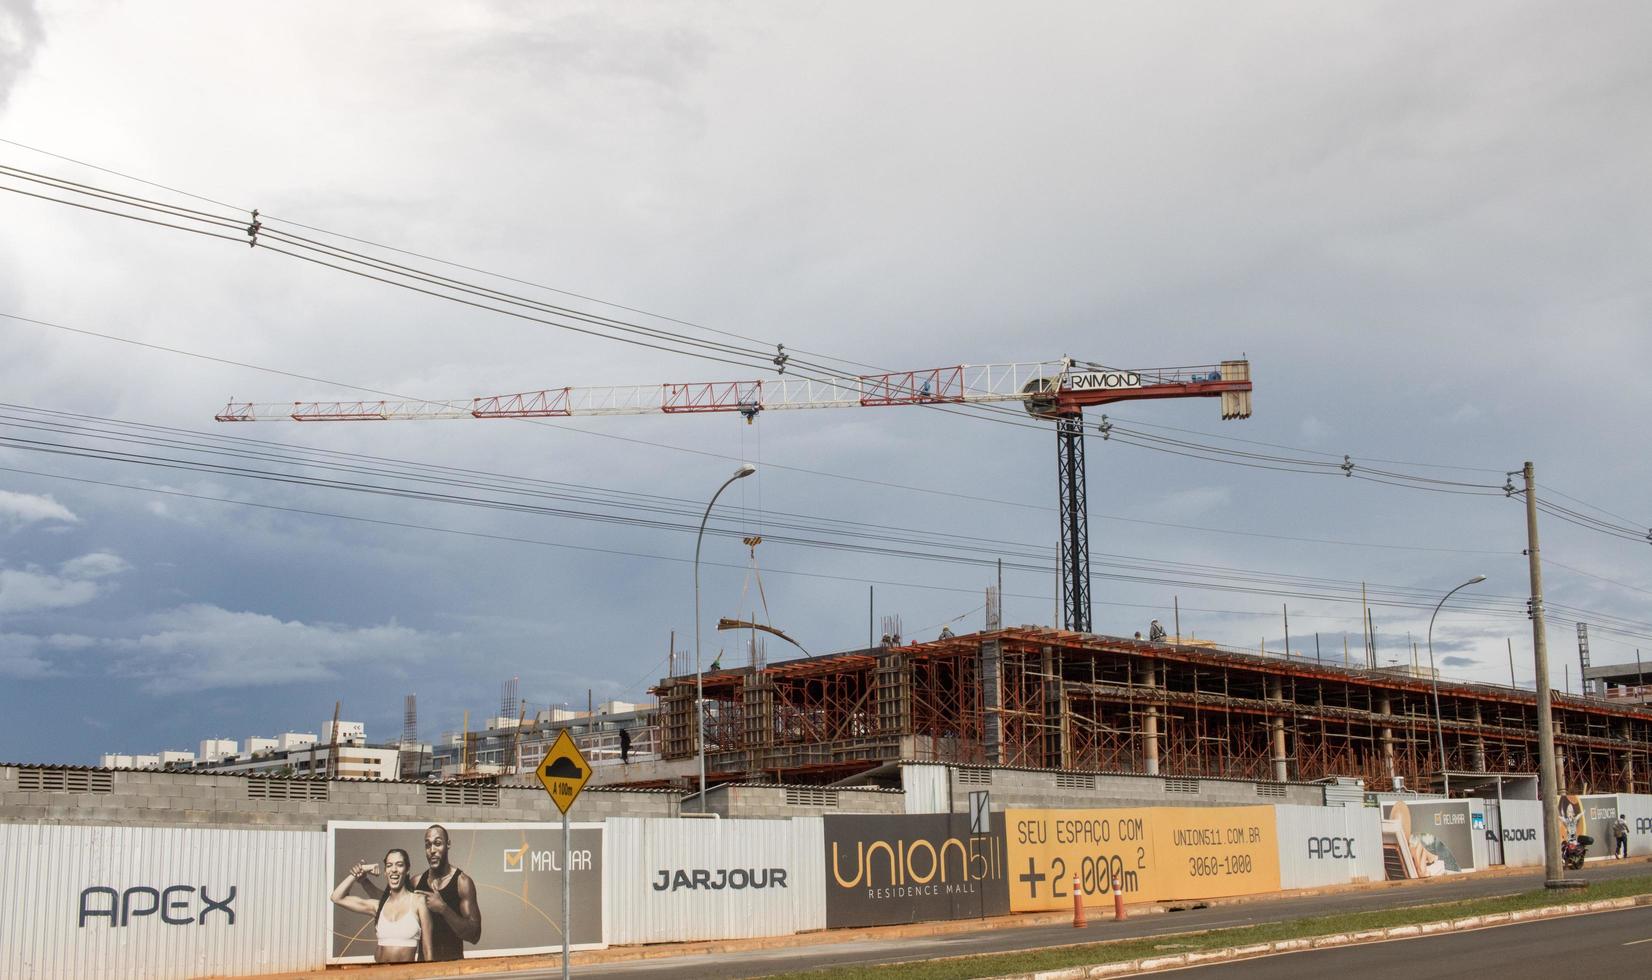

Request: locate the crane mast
(216, 358), (1252, 634)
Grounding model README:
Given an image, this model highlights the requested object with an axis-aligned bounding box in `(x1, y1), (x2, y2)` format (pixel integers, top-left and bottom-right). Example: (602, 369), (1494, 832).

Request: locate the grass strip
(780, 874), (1652, 980)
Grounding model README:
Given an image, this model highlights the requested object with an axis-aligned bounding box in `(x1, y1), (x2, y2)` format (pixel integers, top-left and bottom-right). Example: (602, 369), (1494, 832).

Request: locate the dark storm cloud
(0, 2), (1649, 762)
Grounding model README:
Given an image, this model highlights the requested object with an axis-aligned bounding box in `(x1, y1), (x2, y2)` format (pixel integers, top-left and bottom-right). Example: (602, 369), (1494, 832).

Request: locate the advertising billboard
(1556, 794), (1590, 845)
(1004, 805), (1280, 911)
(326, 821), (602, 964)
(1382, 800), (1475, 875)
(822, 813), (1008, 927)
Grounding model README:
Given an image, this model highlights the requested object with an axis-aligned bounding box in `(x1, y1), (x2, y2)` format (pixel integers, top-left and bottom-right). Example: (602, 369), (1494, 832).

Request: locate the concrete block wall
(698, 784), (906, 818)
(0, 766), (678, 830)
(947, 767), (1323, 812)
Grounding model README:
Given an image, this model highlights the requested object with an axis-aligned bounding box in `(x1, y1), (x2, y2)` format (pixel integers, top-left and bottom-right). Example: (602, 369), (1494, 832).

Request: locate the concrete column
(1268, 675), (1288, 782)
(981, 639), (1002, 765)
(1379, 694), (1396, 785)
(1471, 702), (1486, 772)
(1620, 720), (1635, 791)
(1139, 659), (1160, 775)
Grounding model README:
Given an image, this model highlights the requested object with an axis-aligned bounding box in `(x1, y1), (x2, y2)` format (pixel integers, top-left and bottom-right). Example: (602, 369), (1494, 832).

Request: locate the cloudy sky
(1, 1), (1648, 764)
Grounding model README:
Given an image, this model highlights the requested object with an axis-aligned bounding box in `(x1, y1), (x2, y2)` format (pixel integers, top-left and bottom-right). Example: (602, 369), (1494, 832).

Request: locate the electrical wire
(4, 154), (1647, 542)
(0, 401), (1543, 608)
(9, 406), (1650, 635)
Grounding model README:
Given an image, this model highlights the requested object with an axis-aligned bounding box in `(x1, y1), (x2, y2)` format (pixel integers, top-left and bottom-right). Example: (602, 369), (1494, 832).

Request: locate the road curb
(992, 894), (1650, 979)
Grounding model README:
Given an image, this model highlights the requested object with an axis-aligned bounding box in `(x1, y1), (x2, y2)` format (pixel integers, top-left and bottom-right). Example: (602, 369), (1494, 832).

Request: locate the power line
(0, 401), (1548, 610)
(5, 154), (1646, 543)
(9, 412), (1649, 634)
(5, 313), (1536, 556)
(16, 459), (1643, 640)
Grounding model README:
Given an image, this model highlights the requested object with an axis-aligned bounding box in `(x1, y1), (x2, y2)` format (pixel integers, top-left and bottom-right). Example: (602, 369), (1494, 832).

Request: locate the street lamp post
(694, 463), (756, 813)
(1427, 575), (1486, 800)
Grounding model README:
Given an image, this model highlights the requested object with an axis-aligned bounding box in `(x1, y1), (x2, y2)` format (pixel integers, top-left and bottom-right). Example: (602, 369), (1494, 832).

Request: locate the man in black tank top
(414, 824), (482, 960)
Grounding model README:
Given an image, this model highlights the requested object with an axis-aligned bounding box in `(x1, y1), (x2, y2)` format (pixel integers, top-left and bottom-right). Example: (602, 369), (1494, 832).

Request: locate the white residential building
(277, 732), (317, 752)
(198, 739), (238, 763)
(321, 721), (365, 746)
(201, 744), (400, 780)
(244, 737), (278, 756)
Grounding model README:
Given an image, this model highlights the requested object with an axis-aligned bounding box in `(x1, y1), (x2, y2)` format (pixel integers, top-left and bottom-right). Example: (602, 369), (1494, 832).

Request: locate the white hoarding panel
(1620, 794), (1652, 856)
(603, 817), (824, 944)
(1274, 804), (1384, 890)
(1496, 799), (1545, 866)
(0, 824), (326, 980)
(1468, 798), (1490, 871)
(902, 764), (950, 814)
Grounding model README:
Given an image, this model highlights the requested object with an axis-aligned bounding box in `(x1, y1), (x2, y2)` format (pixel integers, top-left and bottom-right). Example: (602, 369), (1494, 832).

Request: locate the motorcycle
(1561, 834), (1593, 870)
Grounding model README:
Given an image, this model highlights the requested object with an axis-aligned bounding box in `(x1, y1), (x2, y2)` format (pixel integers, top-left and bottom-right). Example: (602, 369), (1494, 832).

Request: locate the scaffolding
(650, 627), (1652, 791)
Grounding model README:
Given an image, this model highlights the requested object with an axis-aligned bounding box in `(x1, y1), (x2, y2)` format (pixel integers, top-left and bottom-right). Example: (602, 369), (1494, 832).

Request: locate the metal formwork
(651, 628), (1652, 793)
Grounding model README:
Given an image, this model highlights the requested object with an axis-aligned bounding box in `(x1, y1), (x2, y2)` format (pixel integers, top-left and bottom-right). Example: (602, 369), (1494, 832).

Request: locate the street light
(1427, 574), (1487, 799)
(694, 462), (756, 813)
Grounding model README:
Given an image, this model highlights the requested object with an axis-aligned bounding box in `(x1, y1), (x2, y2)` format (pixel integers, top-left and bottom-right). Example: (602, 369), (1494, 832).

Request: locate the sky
(0, 1), (1648, 764)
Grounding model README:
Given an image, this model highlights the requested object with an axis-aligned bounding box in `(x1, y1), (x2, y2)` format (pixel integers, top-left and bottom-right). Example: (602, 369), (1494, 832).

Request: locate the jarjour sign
(1005, 805), (1280, 912)
(823, 814), (1009, 927)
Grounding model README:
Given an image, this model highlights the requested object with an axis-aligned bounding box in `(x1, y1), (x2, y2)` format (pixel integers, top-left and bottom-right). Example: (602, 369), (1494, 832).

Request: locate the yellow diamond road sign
(536, 729), (591, 814)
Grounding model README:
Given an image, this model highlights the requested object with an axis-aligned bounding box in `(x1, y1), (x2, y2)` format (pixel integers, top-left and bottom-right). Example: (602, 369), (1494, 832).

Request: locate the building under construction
(651, 627), (1652, 794)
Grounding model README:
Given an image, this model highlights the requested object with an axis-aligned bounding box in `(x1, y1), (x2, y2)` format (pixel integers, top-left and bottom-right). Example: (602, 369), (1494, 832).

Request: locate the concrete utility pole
(1521, 462), (1575, 888)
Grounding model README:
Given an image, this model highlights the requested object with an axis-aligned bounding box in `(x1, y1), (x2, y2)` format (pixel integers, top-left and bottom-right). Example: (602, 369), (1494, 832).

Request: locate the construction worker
(1149, 620), (1167, 643)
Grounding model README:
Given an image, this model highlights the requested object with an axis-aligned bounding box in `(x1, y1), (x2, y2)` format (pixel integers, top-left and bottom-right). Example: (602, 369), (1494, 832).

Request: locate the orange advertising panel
(1005, 805), (1280, 912)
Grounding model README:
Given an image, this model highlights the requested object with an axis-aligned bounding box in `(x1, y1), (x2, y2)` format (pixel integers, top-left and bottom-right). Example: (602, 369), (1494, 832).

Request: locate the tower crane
(217, 358), (1252, 632)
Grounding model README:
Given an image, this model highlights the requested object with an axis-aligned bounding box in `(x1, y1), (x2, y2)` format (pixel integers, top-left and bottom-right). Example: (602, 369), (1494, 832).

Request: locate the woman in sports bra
(331, 848), (435, 962)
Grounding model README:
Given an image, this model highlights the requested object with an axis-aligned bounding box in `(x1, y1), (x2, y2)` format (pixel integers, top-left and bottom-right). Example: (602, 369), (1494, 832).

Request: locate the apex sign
(79, 884), (237, 927)
(1306, 836), (1356, 859)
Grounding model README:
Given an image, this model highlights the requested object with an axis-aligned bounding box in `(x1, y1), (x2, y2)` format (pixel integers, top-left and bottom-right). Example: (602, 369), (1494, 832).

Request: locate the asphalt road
(1177, 905), (1652, 978)
(460, 861), (1651, 979)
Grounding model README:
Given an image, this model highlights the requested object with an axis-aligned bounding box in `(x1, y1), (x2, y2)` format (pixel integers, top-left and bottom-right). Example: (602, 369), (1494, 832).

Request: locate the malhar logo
(79, 885), (236, 927)
(503, 842), (530, 873)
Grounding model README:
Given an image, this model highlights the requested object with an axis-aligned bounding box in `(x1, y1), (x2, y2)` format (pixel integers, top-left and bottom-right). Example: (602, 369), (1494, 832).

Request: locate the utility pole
(1520, 462), (1575, 889)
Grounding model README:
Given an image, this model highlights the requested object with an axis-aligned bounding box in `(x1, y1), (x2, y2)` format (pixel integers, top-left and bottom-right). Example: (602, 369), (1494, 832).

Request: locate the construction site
(646, 626), (1652, 795)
